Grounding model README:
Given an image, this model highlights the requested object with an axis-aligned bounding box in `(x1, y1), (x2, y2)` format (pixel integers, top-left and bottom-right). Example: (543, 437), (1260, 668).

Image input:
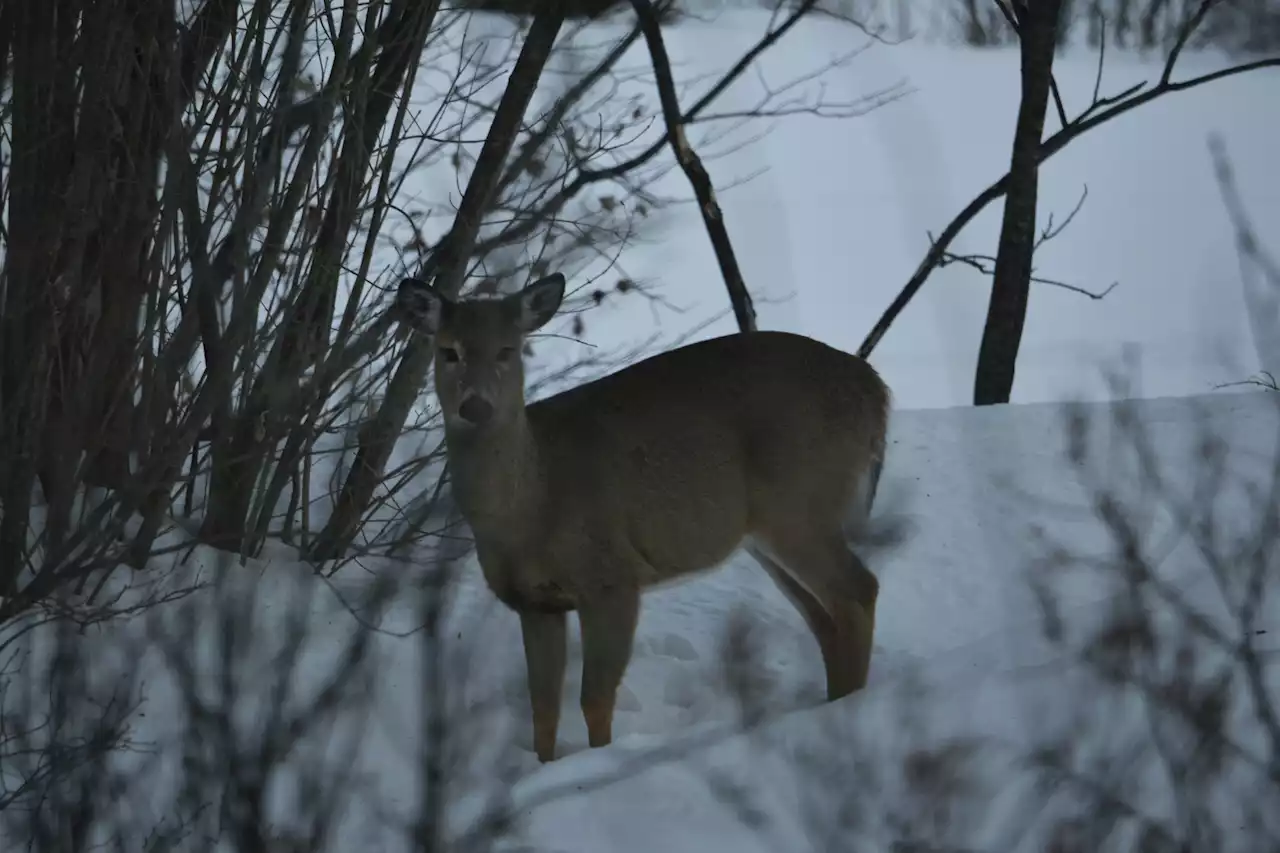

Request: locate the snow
(7, 387), (1276, 851)
(5, 8), (1279, 852)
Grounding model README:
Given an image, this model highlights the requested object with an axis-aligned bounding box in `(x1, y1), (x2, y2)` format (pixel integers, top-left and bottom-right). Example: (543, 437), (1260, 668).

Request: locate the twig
(938, 249), (1117, 300)
(1037, 185), (1088, 248)
(1213, 372), (1279, 393)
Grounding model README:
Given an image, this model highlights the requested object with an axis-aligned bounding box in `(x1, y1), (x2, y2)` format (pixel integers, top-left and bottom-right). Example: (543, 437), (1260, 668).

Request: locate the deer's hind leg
(747, 544), (844, 702)
(751, 531), (879, 699)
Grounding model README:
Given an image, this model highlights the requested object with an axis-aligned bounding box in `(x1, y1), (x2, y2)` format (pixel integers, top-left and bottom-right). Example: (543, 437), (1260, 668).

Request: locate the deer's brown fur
(397, 273), (891, 762)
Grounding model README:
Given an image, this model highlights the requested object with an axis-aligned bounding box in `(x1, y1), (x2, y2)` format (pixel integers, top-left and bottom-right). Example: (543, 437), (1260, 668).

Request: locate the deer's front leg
(578, 589), (641, 749)
(520, 610), (567, 762)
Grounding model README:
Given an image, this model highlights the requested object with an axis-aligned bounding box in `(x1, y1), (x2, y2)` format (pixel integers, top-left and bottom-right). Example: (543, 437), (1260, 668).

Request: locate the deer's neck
(447, 413), (544, 549)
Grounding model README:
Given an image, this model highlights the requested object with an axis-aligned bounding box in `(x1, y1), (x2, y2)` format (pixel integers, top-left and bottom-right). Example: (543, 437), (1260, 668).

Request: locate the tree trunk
(2, 0), (235, 581)
(962, 0), (988, 45)
(973, 0), (1063, 406)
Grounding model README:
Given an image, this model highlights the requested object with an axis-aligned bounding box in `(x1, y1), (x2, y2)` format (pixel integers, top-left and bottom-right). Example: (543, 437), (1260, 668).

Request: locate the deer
(395, 272), (891, 763)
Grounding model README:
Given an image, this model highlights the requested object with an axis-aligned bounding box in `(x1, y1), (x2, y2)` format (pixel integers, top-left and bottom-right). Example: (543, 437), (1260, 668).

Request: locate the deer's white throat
(447, 411), (544, 543)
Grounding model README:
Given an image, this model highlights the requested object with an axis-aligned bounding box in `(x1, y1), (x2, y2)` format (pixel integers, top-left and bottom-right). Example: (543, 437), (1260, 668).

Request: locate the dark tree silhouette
(973, 0), (1064, 405)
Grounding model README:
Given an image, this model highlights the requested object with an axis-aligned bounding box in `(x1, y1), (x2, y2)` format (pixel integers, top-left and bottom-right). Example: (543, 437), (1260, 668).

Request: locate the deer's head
(397, 273), (565, 432)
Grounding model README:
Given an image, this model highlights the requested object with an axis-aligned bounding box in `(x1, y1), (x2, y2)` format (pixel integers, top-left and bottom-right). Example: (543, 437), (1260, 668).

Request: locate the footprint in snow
(661, 675), (699, 710)
(651, 633), (700, 662)
(615, 683), (642, 712)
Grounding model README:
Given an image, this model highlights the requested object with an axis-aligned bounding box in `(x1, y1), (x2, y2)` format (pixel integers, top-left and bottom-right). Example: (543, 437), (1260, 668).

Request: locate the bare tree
(973, 0), (1065, 406)
(857, 0), (1280, 399)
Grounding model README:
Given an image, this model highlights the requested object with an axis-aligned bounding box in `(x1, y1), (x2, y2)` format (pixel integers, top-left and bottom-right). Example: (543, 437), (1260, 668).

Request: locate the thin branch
(935, 182), (1116, 300)
(475, 0), (834, 258)
(1037, 184), (1088, 248)
(993, 0), (1069, 129)
(938, 249), (1117, 300)
(630, 0), (760, 332)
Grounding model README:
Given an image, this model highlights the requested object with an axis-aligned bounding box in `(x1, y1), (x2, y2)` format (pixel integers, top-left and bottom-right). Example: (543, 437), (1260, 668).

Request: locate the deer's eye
(496, 346), (517, 363)
(439, 346), (460, 364)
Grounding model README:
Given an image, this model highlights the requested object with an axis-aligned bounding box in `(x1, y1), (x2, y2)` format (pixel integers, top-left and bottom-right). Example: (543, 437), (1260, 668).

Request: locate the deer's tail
(865, 455), (884, 516)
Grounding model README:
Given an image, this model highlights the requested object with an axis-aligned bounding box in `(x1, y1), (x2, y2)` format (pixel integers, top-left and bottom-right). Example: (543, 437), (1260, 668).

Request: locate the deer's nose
(458, 394), (494, 425)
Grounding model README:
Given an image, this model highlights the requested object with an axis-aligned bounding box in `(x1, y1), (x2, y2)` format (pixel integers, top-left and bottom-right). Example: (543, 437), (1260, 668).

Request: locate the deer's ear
(396, 277), (448, 335)
(513, 273), (565, 333)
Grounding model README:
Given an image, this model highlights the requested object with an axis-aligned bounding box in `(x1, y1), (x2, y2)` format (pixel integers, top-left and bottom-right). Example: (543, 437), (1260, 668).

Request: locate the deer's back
(526, 332), (888, 581)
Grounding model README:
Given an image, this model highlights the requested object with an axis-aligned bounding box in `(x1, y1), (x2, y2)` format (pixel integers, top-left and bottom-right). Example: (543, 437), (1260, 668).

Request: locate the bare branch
(630, 0), (760, 332)
(938, 249), (1118, 300)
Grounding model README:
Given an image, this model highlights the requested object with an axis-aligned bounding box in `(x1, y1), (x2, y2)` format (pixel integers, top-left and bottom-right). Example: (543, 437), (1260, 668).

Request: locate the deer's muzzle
(458, 393), (495, 426)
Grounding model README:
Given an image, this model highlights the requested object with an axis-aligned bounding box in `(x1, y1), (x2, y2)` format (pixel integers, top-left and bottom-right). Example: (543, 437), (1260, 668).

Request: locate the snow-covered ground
(24, 385), (1273, 852)
(4, 10), (1278, 852)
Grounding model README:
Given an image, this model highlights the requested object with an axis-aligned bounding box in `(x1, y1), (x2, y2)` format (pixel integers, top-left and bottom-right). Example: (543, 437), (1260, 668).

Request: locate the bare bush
(1016, 379), (1280, 852)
